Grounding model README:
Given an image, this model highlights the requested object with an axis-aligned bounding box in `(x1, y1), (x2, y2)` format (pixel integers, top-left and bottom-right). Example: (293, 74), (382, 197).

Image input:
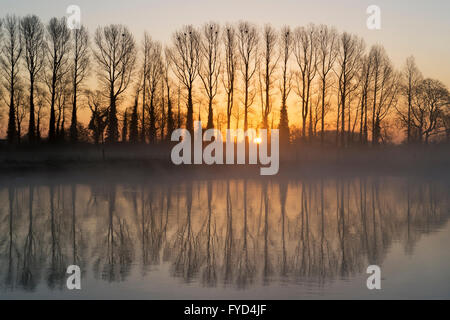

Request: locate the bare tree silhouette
(94, 24), (136, 143)
(223, 25), (237, 130)
(1, 15), (22, 143)
(168, 26), (200, 135)
(293, 25), (317, 140)
(237, 22), (258, 132)
(199, 23), (221, 130)
(317, 25), (337, 145)
(45, 17), (71, 143)
(0, 17), (448, 146)
(143, 37), (162, 143)
(20, 15), (45, 143)
(278, 26), (292, 146)
(69, 26), (89, 143)
(334, 33), (364, 146)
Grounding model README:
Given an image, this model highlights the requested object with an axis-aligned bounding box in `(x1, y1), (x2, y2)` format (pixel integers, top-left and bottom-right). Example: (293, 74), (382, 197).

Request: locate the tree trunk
(7, 80), (16, 143)
(28, 78), (36, 143)
(206, 98), (214, 129)
(141, 77), (146, 143)
(321, 78), (326, 146)
(107, 91), (118, 143)
(186, 87), (194, 134)
(149, 94), (156, 143)
(70, 86), (78, 143)
(49, 71), (57, 142)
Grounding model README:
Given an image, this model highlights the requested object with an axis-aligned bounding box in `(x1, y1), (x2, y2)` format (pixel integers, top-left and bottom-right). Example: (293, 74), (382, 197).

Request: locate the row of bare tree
(1, 16), (449, 145)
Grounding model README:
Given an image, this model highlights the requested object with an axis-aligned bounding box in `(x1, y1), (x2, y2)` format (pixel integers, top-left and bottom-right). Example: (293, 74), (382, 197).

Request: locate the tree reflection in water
(0, 176), (448, 292)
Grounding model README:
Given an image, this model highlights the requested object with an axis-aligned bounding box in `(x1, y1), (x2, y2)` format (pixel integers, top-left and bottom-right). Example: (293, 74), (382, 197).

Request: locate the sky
(2, 0), (449, 87)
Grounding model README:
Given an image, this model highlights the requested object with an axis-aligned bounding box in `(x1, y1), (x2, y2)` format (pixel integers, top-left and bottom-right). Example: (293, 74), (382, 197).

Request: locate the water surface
(0, 174), (449, 299)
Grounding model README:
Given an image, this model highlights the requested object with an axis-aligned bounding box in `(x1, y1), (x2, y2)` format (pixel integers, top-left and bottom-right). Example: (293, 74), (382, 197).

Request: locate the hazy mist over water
(0, 173), (449, 299)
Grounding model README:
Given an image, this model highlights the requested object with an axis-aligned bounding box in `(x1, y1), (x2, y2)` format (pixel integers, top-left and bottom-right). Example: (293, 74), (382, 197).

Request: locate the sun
(254, 137), (262, 144)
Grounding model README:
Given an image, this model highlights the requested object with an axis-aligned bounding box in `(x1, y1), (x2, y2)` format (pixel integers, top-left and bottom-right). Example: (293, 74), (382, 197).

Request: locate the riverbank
(0, 143), (449, 180)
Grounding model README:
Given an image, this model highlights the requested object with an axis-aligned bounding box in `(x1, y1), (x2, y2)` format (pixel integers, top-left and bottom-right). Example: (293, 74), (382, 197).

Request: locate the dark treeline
(0, 15), (449, 147)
